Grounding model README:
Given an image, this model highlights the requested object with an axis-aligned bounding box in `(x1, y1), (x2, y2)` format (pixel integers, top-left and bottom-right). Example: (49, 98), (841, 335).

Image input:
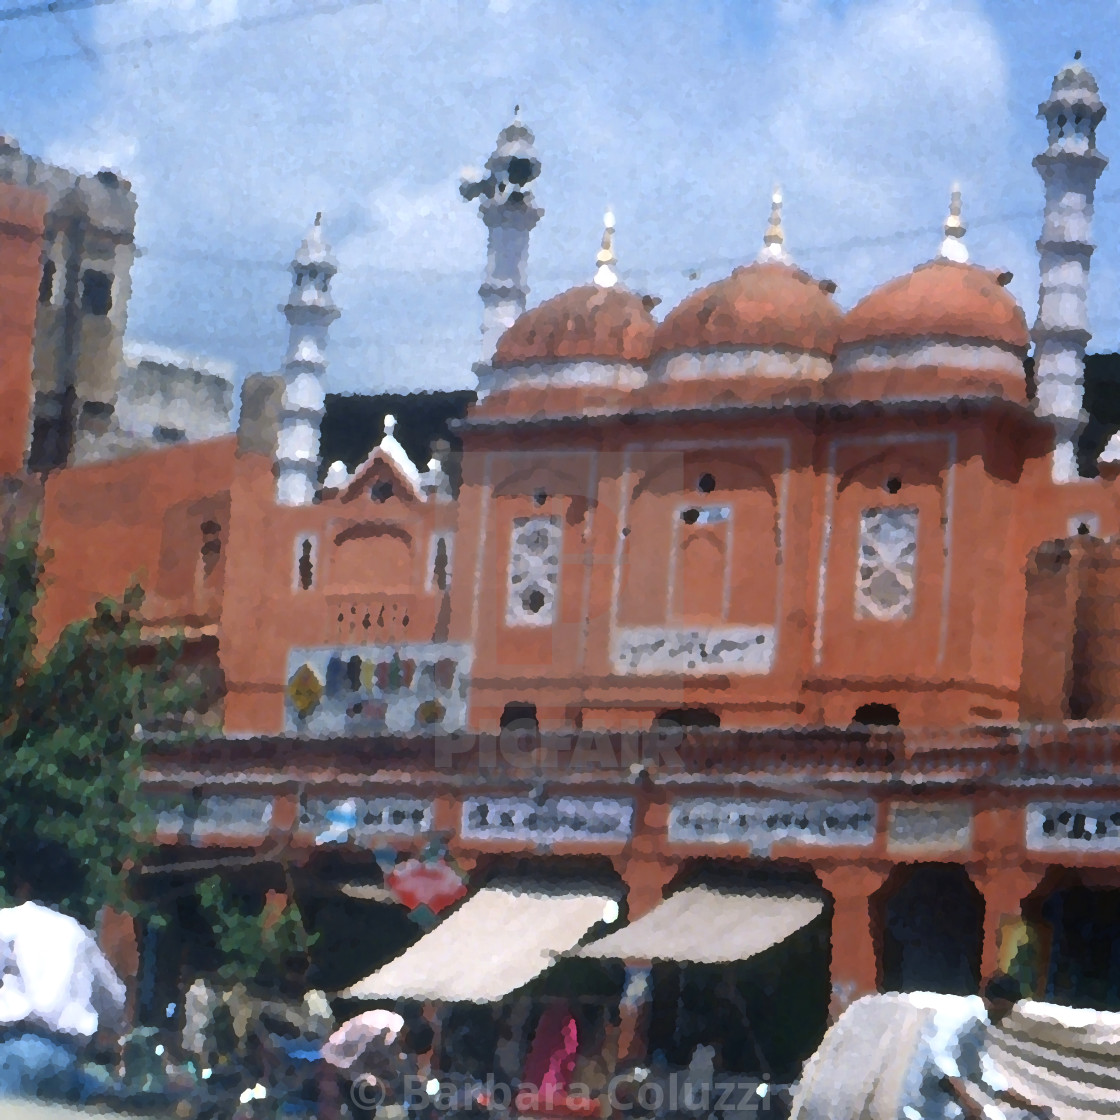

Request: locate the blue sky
(1, 0), (1119, 399)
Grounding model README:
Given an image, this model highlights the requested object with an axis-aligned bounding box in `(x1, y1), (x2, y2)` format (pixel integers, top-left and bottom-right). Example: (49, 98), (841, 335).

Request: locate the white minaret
(461, 110), (543, 373)
(276, 213), (341, 506)
(1033, 53), (1107, 484)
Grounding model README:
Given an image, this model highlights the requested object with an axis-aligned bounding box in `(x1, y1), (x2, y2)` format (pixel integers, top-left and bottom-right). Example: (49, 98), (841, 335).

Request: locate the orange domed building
(19, 58), (1120, 1091)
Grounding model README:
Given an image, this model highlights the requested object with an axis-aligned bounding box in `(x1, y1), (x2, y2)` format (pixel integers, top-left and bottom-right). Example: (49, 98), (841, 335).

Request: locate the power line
(124, 195), (1081, 289)
(0, 0), (125, 23)
(0, 0), (383, 66)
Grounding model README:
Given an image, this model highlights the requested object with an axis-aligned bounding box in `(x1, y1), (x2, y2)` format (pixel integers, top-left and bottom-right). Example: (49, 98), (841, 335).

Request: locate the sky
(2, 0), (1120, 403)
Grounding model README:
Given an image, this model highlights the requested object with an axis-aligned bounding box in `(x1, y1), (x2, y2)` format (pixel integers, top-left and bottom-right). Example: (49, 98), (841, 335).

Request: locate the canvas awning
(578, 886), (824, 964)
(342, 885), (617, 1003)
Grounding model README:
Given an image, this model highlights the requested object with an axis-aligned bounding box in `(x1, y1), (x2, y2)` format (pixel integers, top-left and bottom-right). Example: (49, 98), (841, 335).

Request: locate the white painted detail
(654, 349), (831, 382)
(276, 419), (319, 464)
(300, 797), (432, 842)
(887, 803), (973, 853)
(1099, 434), (1120, 464)
(855, 507), (918, 621)
(1068, 513), (1100, 536)
(668, 797), (877, 848)
(832, 339), (1024, 377)
(493, 360), (647, 392)
(506, 516), (562, 627)
(613, 626), (775, 675)
(277, 472), (315, 507)
(283, 370), (326, 414)
(1052, 438), (1081, 484)
(1026, 803), (1120, 852)
(461, 796), (634, 844)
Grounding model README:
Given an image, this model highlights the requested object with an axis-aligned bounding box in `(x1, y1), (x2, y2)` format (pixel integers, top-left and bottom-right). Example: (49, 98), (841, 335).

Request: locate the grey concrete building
(0, 135), (137, 472)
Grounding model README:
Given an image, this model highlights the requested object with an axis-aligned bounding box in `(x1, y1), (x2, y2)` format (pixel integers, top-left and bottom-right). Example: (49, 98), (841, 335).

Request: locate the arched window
(200, 520), (222, 583)
(295, 536), (317, 591)
(500, 702), (539, 732)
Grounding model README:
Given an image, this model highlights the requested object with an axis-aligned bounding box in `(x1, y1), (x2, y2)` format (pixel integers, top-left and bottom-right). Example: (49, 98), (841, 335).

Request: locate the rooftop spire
(758, 187), (790, 263)
(594, 209), (618, 288)
(939, 185), (968, 262)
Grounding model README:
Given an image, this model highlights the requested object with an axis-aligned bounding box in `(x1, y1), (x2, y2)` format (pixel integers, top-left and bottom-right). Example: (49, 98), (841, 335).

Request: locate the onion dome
(831, 188), (1030, 404)
(651, 189), (841, 387)
(486, 211), (657, 394)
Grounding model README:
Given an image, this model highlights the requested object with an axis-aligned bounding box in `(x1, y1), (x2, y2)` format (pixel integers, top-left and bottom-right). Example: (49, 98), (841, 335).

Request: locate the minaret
(939, 186), (968, 262)
(275, 213), (341, 506)
(758, 187), (791, 264)
(461, 110), (543, 370)
(1033, 53), (1107, 483)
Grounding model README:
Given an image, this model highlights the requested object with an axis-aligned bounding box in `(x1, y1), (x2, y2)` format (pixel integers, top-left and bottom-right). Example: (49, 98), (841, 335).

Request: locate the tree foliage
(195, 874), (318, 990)
(0, 521), (197, 926)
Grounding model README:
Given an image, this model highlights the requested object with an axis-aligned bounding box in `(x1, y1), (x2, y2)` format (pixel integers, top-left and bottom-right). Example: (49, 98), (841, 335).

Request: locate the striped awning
(578, 886), (824, 964)
(343, 885), (616, 1003)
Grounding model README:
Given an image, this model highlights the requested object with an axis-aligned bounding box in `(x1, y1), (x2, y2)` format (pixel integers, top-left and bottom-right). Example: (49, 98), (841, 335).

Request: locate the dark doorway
(646, 863), (831, 1083)
(1041, 886), (1120, 1011)
(879, 864), (983, 995)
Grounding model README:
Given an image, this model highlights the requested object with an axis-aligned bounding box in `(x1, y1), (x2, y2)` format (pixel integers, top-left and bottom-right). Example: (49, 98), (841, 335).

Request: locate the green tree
(195, 873), (319, 991)
(0, 520), (196, 926)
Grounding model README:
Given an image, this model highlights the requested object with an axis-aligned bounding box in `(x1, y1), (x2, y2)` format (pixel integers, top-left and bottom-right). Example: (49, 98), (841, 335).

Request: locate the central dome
(654, 260), (842, 357)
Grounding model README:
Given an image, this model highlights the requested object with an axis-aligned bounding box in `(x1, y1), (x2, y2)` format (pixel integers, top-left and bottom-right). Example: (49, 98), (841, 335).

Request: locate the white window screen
(855, 507), (918, 620)
(506, 516), (561, 626)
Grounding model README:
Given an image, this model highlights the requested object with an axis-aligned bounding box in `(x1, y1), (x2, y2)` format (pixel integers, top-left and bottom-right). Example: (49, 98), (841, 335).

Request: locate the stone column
(816, 865), (889, 1022)
(614, 852), (677, 1065)
(976, 867), (1047, 984)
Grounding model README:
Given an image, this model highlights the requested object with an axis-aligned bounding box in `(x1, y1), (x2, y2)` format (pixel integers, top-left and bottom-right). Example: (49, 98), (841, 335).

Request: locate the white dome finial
(383, 414), (397, 440)
(594, 209), (618, 288)
(939, 184), (968, 262)
(758, 186), (791, 263)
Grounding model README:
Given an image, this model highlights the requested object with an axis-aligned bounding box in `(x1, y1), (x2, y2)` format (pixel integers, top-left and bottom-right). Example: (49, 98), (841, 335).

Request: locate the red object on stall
(385, 858), (467, 914)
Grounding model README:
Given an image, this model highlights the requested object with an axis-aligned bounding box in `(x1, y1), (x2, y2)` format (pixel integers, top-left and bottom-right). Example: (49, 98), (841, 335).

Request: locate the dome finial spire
(758, 186), (790, 263)
(939, 184), (968, 262)
(594, 208), (618, 288)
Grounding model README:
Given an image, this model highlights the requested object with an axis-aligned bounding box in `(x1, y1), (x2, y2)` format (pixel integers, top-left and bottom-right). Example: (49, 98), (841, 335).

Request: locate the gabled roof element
(338, 415), (425, 502)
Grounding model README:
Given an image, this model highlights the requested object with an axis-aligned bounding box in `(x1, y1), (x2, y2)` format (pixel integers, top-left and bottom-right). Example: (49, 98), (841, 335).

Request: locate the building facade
(21, 57), (1120, 1079)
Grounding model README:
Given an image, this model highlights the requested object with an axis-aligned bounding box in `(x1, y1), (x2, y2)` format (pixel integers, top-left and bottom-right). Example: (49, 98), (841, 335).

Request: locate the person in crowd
(0, 883), (128, 1103)
(903, 974), (1055, 1120)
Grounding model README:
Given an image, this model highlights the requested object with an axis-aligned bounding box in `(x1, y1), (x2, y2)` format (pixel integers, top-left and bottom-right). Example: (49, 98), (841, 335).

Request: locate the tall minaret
(461, 110), (543, 372)
(1033, 53), (1107, 483)
(275, 213), (341, 506)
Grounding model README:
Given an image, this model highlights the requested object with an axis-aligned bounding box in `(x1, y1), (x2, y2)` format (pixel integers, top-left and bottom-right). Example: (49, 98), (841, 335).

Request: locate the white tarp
(790, 993), (1120, 1120)
(343, 885), (615, 1003)
(0, 902), (127, 1041)
(981, 1000), (1120, 1119)
(578, 886), (824, 964)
